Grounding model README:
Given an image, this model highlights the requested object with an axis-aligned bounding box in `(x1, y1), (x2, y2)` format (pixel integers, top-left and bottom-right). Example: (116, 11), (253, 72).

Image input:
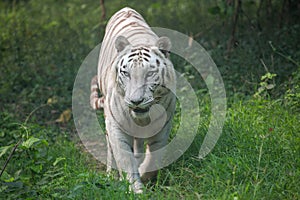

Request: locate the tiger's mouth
(131, 107), (149, 114)
(124, 98), (152, 116)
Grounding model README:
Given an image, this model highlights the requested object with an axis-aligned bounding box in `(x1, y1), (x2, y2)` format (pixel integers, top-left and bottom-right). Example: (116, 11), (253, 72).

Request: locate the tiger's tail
(90, 75), (104, 110)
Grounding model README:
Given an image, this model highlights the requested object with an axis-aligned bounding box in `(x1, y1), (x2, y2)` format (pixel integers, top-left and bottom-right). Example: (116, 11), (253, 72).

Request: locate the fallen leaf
(55, 109), (72, 123)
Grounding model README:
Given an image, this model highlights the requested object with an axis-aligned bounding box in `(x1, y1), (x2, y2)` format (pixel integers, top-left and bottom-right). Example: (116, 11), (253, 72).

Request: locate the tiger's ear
(115, 36), (130, 52)
(156, 37), (171, 57)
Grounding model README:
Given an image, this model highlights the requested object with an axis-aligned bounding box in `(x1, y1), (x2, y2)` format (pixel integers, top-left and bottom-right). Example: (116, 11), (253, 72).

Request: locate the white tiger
(90, 7), (176, 193)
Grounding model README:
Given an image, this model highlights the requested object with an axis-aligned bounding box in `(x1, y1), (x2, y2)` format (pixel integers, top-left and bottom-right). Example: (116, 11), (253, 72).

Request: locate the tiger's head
(114, 35), (175, 119)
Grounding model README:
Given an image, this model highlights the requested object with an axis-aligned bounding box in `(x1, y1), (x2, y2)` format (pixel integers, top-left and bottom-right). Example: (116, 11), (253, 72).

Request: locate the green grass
(1, 100), (299, 199)
(0, 0), (299, 199)
(154, 99), (299, 199)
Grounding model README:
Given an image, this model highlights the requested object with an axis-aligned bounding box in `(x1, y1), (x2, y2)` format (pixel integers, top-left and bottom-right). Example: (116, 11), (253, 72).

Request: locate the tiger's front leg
(134, 138), (145, 167)
(139, 122), (171, 182)
(106, 119), (144, 193)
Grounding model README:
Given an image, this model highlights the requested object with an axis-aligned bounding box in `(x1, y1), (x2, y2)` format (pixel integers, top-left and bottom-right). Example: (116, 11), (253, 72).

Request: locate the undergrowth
(0, 0), (299, 199)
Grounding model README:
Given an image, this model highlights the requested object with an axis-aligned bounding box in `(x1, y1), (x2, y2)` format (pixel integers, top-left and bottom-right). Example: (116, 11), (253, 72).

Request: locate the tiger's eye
(146, 71), (156, 77)
(122, 71), (130, 78)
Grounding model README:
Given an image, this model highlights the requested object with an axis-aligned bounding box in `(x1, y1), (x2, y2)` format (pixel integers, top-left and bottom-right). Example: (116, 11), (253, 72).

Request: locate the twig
(24, 104), (48, 124)
(100, 0), (106, 22)
(0, 140), (22, 178)
(227, 0), (242, 53)
(279, 0), (287, 28)
(260, 59), (269, 72)
(193, 24), (215, 39)
(256, 0), (263, 31)
(266, 0), (272, 17)
(269, 41), (300, 67)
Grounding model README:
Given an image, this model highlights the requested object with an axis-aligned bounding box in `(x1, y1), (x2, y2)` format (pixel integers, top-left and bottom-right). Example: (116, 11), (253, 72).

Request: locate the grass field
(0, 0), (299, 199)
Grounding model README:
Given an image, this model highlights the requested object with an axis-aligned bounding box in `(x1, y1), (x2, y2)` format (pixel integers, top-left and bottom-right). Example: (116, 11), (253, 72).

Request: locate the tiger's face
(114, 36), (174, 119)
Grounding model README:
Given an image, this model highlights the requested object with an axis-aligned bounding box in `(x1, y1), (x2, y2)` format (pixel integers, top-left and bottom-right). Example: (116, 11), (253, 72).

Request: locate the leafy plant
(254, 72), (277, 99)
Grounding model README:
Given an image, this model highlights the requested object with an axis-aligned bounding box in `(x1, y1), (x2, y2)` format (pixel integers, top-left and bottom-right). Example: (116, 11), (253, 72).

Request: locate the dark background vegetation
(0, 0), (299, 199)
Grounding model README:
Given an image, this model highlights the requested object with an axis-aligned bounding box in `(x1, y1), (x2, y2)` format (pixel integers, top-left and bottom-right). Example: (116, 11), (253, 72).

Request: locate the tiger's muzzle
(125, 97), (154, 116)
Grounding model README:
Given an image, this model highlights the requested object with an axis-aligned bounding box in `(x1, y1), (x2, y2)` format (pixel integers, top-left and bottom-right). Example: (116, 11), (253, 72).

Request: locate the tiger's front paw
(130, 180), (144, 194)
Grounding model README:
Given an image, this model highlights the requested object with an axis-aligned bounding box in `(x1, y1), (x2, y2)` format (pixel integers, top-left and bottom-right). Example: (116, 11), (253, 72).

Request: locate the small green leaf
(0, 145), (13, 158)
(30, 164), (43, 173)
(261, 73), (270, 80)
(258, 87), (264, 93)
(21, 137), (40, 149)
(0, 131), (5, 137)
(53, 157), (66, 166)
(266, 84), (275, 90)
(0, 171), (14, 182)
(40, 139), (49, 146)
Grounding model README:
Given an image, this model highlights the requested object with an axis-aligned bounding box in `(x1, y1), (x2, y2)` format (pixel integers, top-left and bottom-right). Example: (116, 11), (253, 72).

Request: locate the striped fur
(90, 7), (176, 193)
(90, 75), (104, 109)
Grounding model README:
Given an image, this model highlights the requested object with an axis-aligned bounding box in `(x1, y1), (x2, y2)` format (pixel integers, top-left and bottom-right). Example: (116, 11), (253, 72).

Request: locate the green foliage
(0, 113), (136, 199)
(0, 0), (299, 199)
(0, 112), (60, 198)
(254, 72), (277, 99)
(0, 0), (102, 119)
(284, 67), (300, 111)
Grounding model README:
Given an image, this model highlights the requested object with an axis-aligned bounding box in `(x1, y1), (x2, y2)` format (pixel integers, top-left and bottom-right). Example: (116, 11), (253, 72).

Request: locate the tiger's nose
(130, 98), (144, 106)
